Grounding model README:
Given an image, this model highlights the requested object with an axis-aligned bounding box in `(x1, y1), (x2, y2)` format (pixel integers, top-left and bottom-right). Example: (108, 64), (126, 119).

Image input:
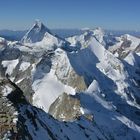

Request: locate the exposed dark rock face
(0, 77), (38, 139)
(111, 39), (132, 59)
(54, 50), (87, 92)
(55, 69), (87, 92)
(49, 92), (82, 121)
(0, 79), (18, 139)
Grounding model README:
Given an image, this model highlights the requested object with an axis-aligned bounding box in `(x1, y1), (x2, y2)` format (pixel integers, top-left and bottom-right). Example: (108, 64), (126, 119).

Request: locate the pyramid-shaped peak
(31, 20), (50, 32)
(21, 20), (52, 43)
(89, 27), (104, 34)
(34, 19), (43, 26)
(95, 27), (103, 31)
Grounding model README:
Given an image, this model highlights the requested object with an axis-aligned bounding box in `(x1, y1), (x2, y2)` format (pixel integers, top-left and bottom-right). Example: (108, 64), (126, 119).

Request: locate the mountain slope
(21, 20), (68, 51)
(108, 34), (140, 58)
(21, 20), (51, 43)
(0, 22), (140, 140)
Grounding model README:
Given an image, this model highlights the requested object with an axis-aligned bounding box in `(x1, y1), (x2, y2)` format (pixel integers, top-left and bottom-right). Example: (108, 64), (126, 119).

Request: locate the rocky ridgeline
(0, 79), (18, 139)
(0, 78), (95, 140)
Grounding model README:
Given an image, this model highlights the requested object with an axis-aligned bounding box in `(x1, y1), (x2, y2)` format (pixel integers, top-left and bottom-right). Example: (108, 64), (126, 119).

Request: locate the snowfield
(2, 59), (19, 75)
(32, 69), (75, 112)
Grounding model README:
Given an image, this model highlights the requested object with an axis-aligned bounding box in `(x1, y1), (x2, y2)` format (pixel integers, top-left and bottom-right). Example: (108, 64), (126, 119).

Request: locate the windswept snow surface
(22, 32), (66, 52)
(19, 61), (30, 71)
(0, 37), (6, 45)
(32, 69), (75, 112)
(124, 52), (140, 66)
(2, 85), (13, 96)
(2, 59), (19, 75)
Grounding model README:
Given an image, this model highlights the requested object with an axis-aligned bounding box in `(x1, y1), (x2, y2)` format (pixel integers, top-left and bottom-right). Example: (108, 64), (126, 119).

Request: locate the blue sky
(0, 0), (139, 30)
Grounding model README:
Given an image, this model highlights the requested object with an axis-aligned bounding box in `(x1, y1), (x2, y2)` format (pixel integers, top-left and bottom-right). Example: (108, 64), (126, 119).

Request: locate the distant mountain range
(0, 28), (140, 41)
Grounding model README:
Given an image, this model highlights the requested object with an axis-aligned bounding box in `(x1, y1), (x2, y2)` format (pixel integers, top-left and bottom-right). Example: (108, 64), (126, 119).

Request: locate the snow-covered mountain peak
(0, 37), (7, 51)
(20, 21), (69, 52)
(89, 27), (105, 45)
(33, 20), (51, 33)
(82, 27), (104, 37)
(0, 37), (6, 42)
(34, 19), (44, 27)
(109, 33), (140, 58)
(21, 20), (52, 44)
(121, 34), (137, 40)
(67, 30), (104, 50)
(93, 27), (104, 34)
(81, 27), (104, 34)
(67, 27), (106, 49)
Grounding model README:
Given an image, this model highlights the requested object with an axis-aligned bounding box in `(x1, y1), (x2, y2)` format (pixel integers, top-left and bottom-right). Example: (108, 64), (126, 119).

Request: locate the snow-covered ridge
(67, 27), (107, 50)
(2, 59), (19, 75)
(0, 37), (6, 43)
(108, 34), (140, 58)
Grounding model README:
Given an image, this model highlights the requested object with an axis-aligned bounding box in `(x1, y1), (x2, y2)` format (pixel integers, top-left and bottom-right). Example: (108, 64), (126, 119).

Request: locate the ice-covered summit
(21, 20), (68, 51)
(21, 20), (51, 43)
(67, 27), (105, 49)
